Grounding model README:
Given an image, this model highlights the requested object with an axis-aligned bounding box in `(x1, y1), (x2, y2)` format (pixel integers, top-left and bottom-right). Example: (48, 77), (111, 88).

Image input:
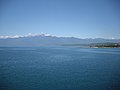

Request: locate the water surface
(0, 47), (120, 90)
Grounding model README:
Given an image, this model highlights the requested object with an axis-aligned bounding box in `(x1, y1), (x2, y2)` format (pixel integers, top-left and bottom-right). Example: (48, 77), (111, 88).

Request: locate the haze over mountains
(0, 33), (120, 47)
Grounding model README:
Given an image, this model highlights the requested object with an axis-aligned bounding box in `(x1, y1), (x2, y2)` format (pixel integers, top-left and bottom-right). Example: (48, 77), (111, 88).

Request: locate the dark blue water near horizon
(0, 47), (120, 90)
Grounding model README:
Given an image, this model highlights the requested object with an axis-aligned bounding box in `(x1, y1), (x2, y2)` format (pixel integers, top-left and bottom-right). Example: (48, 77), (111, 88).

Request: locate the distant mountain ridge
(0, 34), (120, 46)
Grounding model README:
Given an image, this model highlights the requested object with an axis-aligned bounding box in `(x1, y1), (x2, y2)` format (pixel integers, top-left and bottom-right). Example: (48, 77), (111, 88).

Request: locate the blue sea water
(0, 47), (120, 90)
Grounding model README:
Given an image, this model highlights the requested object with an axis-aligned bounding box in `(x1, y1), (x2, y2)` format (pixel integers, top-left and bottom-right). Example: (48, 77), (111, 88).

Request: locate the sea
(0, 46), (120, 90)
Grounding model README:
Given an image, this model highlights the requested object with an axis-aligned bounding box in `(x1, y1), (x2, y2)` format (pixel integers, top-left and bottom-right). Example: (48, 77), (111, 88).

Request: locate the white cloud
(0, 33), (55, 39)
(0, 35), (24, 39)
(111, 37), (115, 39)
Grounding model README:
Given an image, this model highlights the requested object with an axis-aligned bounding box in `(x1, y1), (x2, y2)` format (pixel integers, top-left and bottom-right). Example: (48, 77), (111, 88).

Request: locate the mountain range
(0, 34), (119, 47)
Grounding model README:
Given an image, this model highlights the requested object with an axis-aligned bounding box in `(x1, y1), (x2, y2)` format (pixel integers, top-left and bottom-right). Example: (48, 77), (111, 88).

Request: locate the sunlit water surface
(0, 47), (120, 90)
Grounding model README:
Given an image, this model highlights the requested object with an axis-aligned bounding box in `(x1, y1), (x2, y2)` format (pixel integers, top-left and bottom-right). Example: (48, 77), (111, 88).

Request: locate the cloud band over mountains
(0, 33), (54, 39)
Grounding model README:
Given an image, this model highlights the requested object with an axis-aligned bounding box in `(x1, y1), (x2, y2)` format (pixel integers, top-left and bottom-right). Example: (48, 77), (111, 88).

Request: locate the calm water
(0, 47), (120, 90)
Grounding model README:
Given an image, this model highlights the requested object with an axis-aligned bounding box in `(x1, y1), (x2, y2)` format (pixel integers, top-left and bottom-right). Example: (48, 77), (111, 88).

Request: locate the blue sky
(0, 0), (120, 39)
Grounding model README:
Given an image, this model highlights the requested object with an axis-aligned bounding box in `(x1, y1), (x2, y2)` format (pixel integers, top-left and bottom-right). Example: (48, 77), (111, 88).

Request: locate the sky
(0, 0), (120, 39)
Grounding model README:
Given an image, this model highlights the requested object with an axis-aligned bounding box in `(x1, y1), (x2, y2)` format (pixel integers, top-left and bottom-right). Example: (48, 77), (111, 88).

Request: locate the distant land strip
(62, 43), (120, 48)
